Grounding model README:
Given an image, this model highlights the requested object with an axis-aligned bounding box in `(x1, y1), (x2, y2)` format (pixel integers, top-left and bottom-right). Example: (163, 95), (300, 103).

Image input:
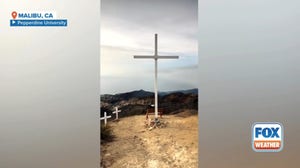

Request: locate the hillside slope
(101, 89), (198, 118)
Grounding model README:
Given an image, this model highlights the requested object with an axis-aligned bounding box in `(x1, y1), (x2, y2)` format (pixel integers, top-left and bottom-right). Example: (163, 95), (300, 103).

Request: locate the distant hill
(159, 88), (198, 96)
(101, 88), (198, 118)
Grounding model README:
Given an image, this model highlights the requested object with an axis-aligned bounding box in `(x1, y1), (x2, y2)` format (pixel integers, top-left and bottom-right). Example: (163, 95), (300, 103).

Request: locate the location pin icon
(12, 11), (17, 19)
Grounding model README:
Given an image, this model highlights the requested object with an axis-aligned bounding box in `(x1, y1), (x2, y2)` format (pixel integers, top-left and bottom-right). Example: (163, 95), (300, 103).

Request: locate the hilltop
(100, 112), (198, 168)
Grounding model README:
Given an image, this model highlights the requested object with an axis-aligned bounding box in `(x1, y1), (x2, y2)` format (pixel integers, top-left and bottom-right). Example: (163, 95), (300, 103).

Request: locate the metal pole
(155, 34), (158, 55)
(154, 59), (158, 119)
(154, 34), (158, 120)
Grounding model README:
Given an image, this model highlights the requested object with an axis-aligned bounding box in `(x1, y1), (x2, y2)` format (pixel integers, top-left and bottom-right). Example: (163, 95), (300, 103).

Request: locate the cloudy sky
(100, 0), (198, 94)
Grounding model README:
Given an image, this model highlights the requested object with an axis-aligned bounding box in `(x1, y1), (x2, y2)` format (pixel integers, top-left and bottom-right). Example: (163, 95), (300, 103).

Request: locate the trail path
(101, 113), (198, 168)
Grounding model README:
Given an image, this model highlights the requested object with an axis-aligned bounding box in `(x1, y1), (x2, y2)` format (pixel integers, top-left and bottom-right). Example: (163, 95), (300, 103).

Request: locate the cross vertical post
(133, 34), (179, 123)
(155, 34), (158, 55)
(154, 34), (158, 119)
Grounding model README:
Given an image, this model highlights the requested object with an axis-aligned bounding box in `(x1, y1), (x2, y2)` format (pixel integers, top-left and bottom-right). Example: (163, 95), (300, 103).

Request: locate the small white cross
(100, 111), (111, 125)
(112, 107), (122, 120)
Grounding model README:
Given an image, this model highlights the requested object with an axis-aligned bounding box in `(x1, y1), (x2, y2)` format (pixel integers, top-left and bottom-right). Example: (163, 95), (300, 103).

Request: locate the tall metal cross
(134, 34), (179, 121)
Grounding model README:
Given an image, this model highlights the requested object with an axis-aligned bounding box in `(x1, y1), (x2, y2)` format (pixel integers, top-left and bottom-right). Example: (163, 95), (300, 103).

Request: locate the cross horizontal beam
(134, 55), (179, 59)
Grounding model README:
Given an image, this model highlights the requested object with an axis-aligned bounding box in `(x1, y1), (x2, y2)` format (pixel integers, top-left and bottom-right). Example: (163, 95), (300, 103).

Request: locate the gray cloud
(101, 0), (198, 94)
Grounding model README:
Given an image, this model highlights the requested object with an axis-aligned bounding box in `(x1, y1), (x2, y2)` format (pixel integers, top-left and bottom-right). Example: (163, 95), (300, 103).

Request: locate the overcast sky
(100, 0), (198, 94)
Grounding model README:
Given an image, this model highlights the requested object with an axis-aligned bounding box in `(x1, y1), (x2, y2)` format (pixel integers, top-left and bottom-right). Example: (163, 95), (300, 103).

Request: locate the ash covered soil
(101, 112), (198, 168)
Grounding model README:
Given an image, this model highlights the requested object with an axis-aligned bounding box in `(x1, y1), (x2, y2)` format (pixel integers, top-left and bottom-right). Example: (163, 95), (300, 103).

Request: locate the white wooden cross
(133, 34), (179, 121)
(112, 107), (122, 120)
(100, 111), (111, 125)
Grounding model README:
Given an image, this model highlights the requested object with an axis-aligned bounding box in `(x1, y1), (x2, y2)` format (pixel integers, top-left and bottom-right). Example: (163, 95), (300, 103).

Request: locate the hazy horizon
(100, 87), (198, 95)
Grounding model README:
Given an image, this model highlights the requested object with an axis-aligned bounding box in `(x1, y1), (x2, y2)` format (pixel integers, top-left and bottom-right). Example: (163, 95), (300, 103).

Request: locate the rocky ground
(101, 111), (198, 168)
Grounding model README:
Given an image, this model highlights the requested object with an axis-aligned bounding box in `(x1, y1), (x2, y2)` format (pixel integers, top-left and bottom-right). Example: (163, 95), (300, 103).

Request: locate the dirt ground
(101, 112), (198, 168)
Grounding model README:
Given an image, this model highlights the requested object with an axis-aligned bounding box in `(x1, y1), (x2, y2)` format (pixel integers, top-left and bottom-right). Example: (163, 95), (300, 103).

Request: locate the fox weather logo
(252, 122), (283, 152)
